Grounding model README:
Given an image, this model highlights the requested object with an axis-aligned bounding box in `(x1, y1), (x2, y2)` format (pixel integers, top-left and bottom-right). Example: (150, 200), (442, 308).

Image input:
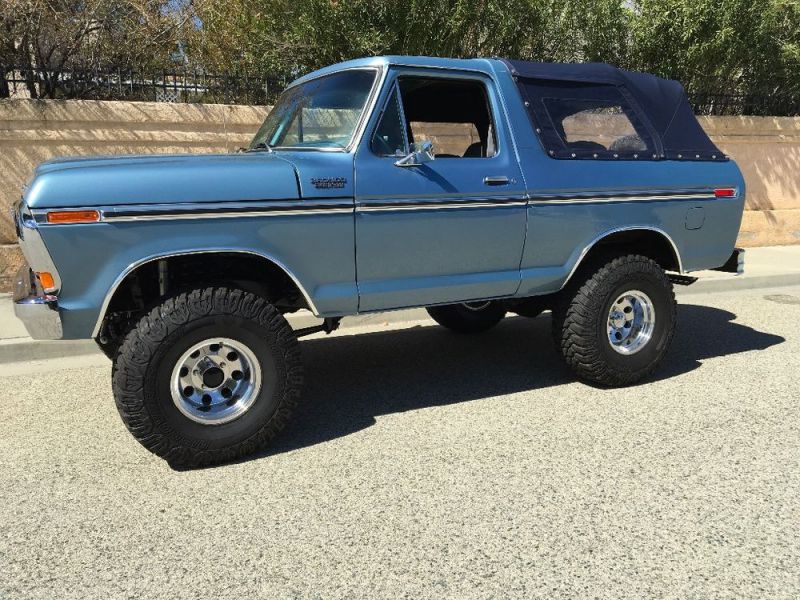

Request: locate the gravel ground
(1, 286), (798, 599)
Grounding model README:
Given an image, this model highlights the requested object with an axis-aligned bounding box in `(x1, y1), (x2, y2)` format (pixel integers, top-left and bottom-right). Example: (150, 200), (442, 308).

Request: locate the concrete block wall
(1, 99), (798, 292)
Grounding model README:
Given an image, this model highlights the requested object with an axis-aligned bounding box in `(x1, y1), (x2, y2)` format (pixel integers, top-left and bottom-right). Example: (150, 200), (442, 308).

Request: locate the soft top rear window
(541, 96), (651, 157)
(518, 78), (655, 160)
(502, 59), (726, 162)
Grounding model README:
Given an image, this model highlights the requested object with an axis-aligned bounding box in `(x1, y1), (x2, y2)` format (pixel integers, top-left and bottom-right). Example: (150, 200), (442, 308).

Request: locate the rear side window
(544, 99), (648, 153)
(520, 79), (656, 160)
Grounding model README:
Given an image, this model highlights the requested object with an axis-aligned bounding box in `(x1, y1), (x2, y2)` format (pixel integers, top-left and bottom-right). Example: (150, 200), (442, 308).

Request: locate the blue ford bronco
(13, 56), (745, 466)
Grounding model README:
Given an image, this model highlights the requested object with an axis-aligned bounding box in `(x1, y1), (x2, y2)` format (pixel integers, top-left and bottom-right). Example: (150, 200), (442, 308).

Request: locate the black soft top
(501, 59), (724, 161)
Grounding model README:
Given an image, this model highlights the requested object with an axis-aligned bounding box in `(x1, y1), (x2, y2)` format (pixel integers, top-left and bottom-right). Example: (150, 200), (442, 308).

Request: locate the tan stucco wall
(0, 99), (270, 291)
(1, 99), (799, 292)
(698, 116), (800, 247)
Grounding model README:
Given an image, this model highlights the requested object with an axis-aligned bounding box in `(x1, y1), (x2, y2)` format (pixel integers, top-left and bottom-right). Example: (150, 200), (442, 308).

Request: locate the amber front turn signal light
(46, 210), (101, 224)
(37, 271), (56, 292)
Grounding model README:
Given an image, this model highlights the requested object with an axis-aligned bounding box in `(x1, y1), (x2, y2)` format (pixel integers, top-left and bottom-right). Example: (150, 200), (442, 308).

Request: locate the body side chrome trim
(528, 192), (716, 206)
(559, 226), (684, 289)
(359, 194), (527, 205)
(91, 249), (322, 338)
(358, 189), (526, 202)
(105, 208), (353, 222)
(31, 199), (354, 224)
(358, 200), (527, 212)
(32, 189), (726, 224)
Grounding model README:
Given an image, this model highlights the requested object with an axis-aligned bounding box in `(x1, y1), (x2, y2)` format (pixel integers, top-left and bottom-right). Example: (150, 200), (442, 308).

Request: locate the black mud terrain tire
(112, 287), (303, 467)
(552, 254), (676, 387)
(427, 301), (506, 333)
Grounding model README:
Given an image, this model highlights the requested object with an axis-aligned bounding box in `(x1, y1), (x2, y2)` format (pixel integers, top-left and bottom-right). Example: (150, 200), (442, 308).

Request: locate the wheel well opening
(588, 229), (681, 273)
(99, 252), (309, 345)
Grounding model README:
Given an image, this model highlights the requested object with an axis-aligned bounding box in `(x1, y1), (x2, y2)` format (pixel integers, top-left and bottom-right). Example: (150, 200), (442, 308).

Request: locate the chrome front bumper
(12, 265), (63, 340)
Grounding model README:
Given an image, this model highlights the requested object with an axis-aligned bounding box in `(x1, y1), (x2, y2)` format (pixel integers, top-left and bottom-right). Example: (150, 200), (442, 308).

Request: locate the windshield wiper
(249, 142), (273, 153)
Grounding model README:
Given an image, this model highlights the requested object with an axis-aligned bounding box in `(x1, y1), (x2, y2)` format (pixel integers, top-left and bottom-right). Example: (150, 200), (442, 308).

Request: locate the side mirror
(394, 140), (434, 167)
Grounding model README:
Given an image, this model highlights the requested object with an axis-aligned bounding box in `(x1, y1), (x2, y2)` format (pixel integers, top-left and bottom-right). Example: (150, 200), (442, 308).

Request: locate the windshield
(249, 69), (378, 150)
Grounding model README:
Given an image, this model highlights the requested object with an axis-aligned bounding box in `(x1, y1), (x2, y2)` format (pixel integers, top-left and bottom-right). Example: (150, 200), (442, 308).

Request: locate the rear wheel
(112, 287), (303, 467)
(427, 301), (506, 334)
(552, 254), (676, 387)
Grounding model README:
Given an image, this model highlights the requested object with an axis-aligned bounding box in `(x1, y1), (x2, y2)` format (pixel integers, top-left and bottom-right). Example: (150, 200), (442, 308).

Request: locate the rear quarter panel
(488, 61), (746, 294)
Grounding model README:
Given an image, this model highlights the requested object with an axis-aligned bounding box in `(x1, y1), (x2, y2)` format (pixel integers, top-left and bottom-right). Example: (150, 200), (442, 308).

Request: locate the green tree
(193, 0), (633, 76)
(4, 0), (800, 107)
(629, 0), (800, 95)
(0, 0), (192, 98)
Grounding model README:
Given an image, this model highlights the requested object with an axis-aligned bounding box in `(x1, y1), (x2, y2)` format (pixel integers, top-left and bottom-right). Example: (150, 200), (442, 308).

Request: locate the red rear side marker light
(714, 188), (736, 198)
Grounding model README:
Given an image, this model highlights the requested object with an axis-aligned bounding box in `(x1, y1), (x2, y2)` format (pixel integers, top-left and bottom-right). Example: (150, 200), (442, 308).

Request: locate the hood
(24, 153), (300, 209)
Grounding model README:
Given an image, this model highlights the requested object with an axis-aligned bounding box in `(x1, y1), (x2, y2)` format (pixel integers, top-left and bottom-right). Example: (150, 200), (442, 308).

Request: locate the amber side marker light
(46, 210), (100, 224)
(714, 188), (736, 198)
(37, 272), (56, 292)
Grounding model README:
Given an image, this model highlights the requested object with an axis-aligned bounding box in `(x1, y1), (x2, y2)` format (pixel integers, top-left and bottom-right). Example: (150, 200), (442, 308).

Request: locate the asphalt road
(1, 286), (799, 599)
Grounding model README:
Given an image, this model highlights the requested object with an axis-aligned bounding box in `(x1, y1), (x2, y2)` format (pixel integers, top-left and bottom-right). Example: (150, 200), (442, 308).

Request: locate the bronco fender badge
(311, 177), (347, 189)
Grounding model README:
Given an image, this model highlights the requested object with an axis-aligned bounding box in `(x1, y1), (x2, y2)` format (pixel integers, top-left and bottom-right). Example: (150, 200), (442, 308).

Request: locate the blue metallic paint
(485, 58), (745, 285)
(18, 56), (746, 340)
(26, 153), (300, 208)
(40, 209), (358, 338)
(354, 65), (528, 311)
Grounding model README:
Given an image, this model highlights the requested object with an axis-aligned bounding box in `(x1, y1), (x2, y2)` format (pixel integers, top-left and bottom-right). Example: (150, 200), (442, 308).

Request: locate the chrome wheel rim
(170, 338), (262, 425)
(461, 301), (492, 312)
(607, 290), (656, 355)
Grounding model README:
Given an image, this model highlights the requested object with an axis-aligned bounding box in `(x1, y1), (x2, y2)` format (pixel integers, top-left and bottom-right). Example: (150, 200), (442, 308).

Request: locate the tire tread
(112, 286), (303, 467)
(552, 254), (676, 387)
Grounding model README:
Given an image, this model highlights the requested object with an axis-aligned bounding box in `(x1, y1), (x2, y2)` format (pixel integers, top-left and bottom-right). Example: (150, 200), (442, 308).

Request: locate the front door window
(371, 76), (497, 159)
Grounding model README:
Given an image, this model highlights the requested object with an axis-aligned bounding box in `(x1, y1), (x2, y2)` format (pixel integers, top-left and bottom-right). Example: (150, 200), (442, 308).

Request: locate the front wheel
(112, 287), (303, 467)
(427, 301), (506, 334)
(552, 254), (676, 387)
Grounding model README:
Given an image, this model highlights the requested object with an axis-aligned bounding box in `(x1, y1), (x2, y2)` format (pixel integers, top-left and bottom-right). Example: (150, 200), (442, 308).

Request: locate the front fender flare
(91, 248), (320, 338)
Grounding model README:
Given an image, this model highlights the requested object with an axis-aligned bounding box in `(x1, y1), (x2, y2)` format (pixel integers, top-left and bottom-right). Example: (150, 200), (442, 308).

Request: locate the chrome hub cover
(606, 290), (656, 355)
(170, 337), (262, 425)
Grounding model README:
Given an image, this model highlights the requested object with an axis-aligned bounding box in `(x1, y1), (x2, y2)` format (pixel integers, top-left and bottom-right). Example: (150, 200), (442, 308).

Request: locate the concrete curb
(0, 338), (103, 364)
(1, 274), (798, 366)
(0, 309), (432, 366)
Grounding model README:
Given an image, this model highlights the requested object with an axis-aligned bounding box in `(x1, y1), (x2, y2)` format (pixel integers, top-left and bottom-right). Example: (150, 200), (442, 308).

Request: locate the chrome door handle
(483, 176), (510, 186)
